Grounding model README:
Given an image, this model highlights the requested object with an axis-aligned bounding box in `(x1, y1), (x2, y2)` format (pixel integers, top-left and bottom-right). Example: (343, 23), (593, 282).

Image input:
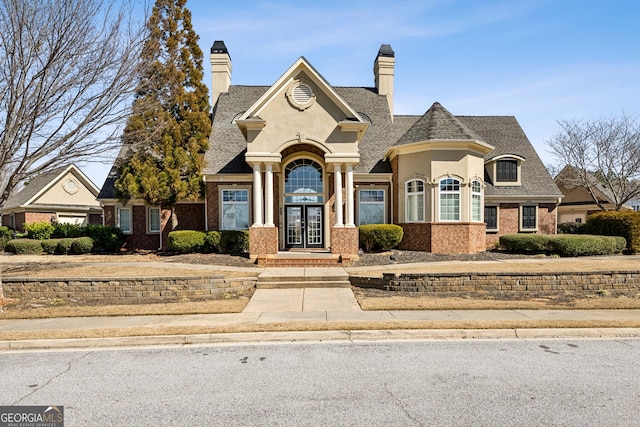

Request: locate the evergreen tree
(115, 0), (211, 230)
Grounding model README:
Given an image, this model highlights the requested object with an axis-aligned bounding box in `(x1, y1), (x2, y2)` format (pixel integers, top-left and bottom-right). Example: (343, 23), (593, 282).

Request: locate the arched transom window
(284, 159), (324, 203)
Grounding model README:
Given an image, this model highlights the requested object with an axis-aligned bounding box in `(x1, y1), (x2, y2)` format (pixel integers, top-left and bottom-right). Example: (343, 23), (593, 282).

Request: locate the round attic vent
(63, 178), (79, 195)
(287, 80), (316, 110)
(292, 84), (313, 104)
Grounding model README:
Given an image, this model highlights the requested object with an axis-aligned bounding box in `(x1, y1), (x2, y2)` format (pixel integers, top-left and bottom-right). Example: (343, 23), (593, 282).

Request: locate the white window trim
(117, 207), (132, 234)
(220, 186), (251, 230)
(438, 178), (461, 222)
(357, 187), (387, 225)
(405, 179), (425, 223)
(147, 206), (161, 234)
(471, 180), (483, 223)
(484, 205), (499, 232)
(520, 205), (538, 232)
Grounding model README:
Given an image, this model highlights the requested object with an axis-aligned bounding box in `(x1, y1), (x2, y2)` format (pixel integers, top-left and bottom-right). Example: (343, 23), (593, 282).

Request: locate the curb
(2, 328), (639, 351)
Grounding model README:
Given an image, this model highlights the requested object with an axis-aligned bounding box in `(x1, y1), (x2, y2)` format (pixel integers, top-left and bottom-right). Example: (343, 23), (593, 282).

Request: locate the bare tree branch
(0, 0), (148, 205)
(548, 112), (640, 211)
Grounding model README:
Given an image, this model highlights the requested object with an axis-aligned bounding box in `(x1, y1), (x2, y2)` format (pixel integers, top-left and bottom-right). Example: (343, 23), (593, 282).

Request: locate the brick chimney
(374, 44), (395, 119)
(210, 40), (232, 108)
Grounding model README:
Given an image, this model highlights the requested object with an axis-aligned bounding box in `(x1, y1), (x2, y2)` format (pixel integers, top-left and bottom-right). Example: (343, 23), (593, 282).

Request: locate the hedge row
(167, 230), (249, 254)
(6, 237), (95, 255)
(586, 211), (640, 253)
(499, 233), (627, 256)
(358, 224), (404, 252)
(2, 223), (123, 254)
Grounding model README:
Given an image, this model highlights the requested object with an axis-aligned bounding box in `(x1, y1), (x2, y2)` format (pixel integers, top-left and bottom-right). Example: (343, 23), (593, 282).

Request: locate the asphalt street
(2, 338), (639, 426)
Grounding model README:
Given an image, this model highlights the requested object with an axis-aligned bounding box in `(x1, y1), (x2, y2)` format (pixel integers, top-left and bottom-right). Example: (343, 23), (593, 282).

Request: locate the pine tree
(115, 0), (211, 230)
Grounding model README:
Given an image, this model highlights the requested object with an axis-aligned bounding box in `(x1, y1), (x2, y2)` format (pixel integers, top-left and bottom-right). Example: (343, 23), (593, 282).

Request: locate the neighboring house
(554, 165), (633, 224)
(98, 41), (562, 258)
(1, 165), (102, 232)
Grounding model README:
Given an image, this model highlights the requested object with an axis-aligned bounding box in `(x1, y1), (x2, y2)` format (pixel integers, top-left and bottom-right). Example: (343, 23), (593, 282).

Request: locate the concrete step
(256, 253), (352, 267)
(257, 280), (352, 289)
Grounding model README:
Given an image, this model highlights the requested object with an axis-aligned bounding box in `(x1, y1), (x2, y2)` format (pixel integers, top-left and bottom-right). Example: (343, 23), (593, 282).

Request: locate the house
(554, 165), (633, 223)
(98, 41), (562, 259)
(1, 164), (102, 231)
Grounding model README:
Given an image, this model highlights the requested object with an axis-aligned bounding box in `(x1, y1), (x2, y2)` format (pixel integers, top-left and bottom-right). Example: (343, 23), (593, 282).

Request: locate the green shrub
(204, 231), (222, 253)
(499, 234), (551, 254)
(41, 239), (62, 254)
(548, 235), (626, 256)
(5, 239), (43, 254)
(586, 211), (640, 253)
(52, 223), (85, 238)
(557, 222), (588, 234)
(220, 230), (249, 254)
(84, 224), (124, 253)
(56, 238), (74, 254)
(0, 225), (13, 250)
(167, 230), (206, 253)
(359, 224), (404, 252)
(24, 221), (54, 240)
(71, 236), (94, 254)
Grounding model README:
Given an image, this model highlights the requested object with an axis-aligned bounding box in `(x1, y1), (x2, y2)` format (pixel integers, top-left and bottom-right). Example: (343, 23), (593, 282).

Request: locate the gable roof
(554, 164), (628, 206)
(3, 164), (99, 210)
(100, 49), (561, 202)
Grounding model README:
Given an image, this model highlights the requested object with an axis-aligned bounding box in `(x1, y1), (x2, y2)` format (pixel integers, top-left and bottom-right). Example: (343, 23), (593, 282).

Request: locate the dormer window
(487, 155), (524, 186)
(496, 159), (518, 182)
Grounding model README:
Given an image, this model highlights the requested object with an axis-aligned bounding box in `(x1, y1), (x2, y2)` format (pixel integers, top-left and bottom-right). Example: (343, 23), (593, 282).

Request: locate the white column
(264, 163), (274, 226)
(252, 164), (263, 226)
(346, 165), (355, 226)
(334, 165), (343, 226)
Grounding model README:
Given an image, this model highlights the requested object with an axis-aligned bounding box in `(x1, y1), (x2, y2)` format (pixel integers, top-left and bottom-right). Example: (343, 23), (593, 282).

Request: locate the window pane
(522, 205), (536, 229)
(485, 206), (497, 229)
(407, 193), (424, 221)
(497, 160), (518, 182)
(359, 190), (385, 225)
(222, 189), (249, 230)
(118, 209), (131, 233)
(149, 208), (160, 232)
(440, 193), (460, 221)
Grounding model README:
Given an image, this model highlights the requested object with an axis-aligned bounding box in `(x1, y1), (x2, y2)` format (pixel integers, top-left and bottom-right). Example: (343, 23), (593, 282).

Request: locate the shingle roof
(101, 83), (561, 201)
(3, 165), (71, 209)
(458, 116), (562, 197)
(395, 102), (482, 145)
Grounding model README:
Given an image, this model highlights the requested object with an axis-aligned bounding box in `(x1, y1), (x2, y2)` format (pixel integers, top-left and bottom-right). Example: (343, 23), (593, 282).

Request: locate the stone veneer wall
(330, 226), (359, 255)
(2, 276), (257, 302)
(351, 271), (640, 293)
(249, 226), (278, 259)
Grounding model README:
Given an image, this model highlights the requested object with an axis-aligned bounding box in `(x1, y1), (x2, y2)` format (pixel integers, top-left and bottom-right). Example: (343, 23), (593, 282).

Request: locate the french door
(285, 205), (323, 249)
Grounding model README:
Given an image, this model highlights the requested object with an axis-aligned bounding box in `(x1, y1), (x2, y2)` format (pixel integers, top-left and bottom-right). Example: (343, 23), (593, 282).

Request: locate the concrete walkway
(1, 285), (639, 350)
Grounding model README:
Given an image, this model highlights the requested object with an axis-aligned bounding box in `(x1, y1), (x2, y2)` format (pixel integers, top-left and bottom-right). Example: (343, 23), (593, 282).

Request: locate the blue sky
(88, 0), (640, 187)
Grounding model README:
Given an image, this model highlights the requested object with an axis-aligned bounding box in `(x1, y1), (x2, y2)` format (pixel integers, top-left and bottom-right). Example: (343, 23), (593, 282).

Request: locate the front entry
(285, 205), (323, 249)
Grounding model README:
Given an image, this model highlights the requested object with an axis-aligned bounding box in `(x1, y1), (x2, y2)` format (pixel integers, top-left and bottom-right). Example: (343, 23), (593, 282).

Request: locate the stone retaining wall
(350, 271), (640, 293)
(2, 276), (257, 302)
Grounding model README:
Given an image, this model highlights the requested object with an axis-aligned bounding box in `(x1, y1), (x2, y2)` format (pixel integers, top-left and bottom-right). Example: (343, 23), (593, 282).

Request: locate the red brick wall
(174, 203), (206, 231)
(430, 222), (486, 254)
(397, 223), (431, 251)
(249, 226), (278, 258)
(538, 203), (557, 235)
(330, 226), (358, 254)
(485, 203), (558, 248)
(25, 212), (56, 225)
(205, 182), (221, 230)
